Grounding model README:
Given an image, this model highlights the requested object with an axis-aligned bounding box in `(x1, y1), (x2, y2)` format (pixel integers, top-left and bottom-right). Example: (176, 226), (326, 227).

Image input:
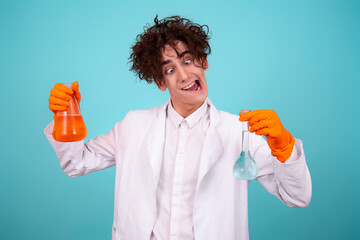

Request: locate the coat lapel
(196, 99), (224, 191)
(145, 100), (169, 189)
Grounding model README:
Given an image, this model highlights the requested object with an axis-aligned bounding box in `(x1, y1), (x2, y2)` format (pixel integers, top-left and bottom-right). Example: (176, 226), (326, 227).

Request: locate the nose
(177, 65), (190, 82)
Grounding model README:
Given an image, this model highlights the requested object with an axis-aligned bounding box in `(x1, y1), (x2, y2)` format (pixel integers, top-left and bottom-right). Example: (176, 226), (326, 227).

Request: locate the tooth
(183, 81), (195, 90)
(185, 82), (195, 89)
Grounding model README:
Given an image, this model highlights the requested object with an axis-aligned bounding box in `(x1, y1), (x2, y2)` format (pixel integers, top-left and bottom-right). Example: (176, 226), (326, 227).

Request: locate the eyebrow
(161, 50), (191, 65)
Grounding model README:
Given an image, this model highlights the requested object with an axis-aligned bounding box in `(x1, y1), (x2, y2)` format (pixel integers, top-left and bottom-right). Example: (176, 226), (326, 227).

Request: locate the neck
(171, 100), (204, 118)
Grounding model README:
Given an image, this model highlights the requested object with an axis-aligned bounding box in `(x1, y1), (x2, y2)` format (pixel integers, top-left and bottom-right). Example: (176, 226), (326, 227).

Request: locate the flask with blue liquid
(233, 109), (258, 180)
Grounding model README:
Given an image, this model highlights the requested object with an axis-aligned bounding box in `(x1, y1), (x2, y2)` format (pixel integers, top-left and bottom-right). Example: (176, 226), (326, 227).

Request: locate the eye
(166, 68), (174, 74)
(184, 59), (191, 64)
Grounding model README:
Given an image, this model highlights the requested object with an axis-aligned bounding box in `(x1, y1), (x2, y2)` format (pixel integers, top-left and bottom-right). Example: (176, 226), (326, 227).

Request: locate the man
(46, 15), (311, 240)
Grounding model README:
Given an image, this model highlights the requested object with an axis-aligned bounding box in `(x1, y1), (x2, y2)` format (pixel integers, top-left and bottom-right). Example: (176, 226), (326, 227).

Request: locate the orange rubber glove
(239, 110), (295, 162)
(48, 81), (81, 113)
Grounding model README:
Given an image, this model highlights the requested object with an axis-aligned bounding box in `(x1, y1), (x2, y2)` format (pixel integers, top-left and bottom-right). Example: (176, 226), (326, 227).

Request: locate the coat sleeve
(44, 121), (120, 177)
(250, 134), (312, 207)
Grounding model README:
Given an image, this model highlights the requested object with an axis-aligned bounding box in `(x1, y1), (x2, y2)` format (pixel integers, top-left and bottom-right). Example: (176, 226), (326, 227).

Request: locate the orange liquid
(53, 115), (87, 142)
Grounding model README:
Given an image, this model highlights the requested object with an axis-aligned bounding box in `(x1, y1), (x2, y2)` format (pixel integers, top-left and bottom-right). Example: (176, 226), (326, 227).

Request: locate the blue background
(1, 0), (359, 239)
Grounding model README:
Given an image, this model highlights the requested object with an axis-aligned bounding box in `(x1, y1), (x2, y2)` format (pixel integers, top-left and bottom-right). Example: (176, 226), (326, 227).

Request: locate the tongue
(186, 81), (199, 91)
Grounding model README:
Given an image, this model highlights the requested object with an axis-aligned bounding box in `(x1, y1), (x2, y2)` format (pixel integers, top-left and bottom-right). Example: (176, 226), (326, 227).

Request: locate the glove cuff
(270, 130), (295, 163)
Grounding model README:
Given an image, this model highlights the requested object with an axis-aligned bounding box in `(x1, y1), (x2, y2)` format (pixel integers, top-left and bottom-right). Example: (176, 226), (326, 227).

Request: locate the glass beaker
(233, 109), (258, 180)
(52, 83), (87, 142)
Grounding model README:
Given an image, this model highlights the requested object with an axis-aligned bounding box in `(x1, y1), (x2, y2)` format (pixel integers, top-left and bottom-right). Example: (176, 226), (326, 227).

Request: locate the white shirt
(151, 100), (210, 240)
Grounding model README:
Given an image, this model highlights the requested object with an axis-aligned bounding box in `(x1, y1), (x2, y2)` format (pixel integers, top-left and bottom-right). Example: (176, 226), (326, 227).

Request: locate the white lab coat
(45, 99), (312, 240)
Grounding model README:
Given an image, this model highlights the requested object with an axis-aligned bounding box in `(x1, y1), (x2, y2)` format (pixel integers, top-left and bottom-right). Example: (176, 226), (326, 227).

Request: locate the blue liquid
(233, 152), (258, 180)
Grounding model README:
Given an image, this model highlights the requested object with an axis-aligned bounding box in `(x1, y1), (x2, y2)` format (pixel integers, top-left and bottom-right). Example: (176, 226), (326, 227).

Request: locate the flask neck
(242, 122), (250, 152)
(242, 121), (249, 131)
(63, 83), (72, 88)
(56, 83), (81, 116)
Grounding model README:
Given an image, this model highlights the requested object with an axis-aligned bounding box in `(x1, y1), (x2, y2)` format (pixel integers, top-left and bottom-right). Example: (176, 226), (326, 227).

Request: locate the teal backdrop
(1, 0), (359, 239)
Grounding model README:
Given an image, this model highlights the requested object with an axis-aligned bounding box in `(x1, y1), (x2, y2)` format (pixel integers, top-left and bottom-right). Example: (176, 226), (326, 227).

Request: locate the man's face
(158, 41), (208, 117)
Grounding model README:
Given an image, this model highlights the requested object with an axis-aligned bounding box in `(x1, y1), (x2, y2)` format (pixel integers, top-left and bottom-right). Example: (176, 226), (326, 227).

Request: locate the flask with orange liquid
(52, 83), (87, 142)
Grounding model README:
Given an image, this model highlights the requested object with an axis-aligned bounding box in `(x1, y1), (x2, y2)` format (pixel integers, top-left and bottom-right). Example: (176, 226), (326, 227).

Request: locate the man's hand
(239, 110), (295, 162)
(48, 81), (81, 113)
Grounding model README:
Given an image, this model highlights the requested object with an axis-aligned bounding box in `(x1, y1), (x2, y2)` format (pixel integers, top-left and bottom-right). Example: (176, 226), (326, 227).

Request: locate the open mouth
(181, 80), (201, 91)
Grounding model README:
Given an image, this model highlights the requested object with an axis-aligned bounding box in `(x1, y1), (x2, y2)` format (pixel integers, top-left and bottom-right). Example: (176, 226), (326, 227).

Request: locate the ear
(156, 79), (167, 92)
(203, 59), (209, 71)
(159, 85), (166, 92)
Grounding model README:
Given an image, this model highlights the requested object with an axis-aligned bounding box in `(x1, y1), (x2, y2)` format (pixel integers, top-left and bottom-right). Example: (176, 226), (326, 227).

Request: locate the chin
(190, 94), (207, 106)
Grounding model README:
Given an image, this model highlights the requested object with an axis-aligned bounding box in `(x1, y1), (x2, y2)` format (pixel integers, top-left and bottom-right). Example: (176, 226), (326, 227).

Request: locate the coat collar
(146, 98), (224, 191)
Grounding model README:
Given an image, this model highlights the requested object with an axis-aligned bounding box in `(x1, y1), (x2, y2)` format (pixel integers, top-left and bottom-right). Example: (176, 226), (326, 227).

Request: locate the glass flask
(52, 83), (87, 142)
(233, 109), (258, 180)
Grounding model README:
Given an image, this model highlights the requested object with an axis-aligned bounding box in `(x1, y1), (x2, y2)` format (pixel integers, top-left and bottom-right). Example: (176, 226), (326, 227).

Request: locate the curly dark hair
(129, 15), (211, 87)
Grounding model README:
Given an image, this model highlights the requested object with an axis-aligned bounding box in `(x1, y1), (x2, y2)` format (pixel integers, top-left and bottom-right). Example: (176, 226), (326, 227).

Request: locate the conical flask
(52, 83), (87, 142)
(233, 109), (258, 180)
